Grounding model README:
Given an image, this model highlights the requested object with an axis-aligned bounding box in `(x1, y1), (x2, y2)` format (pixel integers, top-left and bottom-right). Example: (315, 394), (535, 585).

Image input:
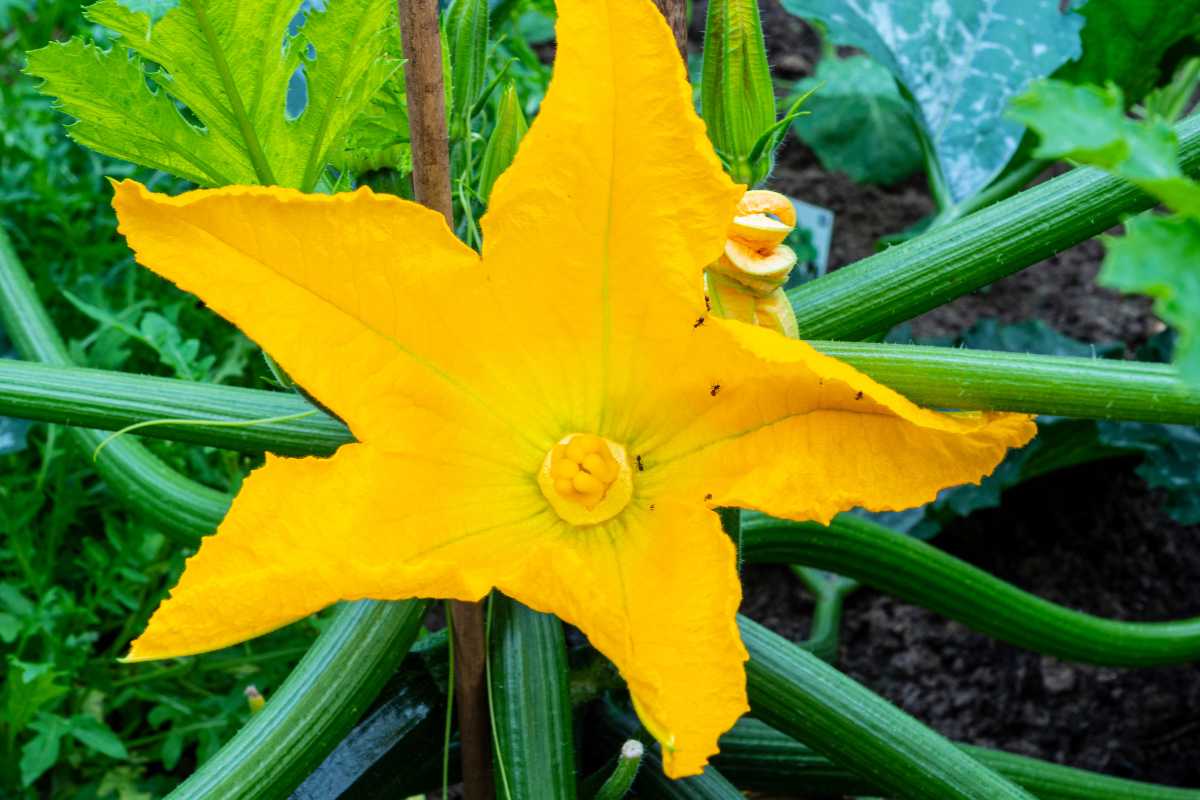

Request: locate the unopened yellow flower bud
(705, 189), (800, 338)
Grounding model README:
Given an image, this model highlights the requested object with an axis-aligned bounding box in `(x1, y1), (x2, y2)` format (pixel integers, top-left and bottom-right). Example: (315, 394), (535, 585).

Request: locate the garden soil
(728, 2), (1200, 794)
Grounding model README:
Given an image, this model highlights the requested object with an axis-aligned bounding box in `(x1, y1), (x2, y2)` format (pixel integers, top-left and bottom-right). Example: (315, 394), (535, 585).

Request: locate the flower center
(538, 433), (634, 525)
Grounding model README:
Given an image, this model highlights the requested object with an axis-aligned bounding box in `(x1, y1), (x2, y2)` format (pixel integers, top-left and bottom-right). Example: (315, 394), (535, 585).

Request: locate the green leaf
(2, 660), (68, 733)
(20, 714), (69, 787)
(68, 714), (129, 760)
(781, 0), (1083, 203)
(25, 0), (400, 191)
(1056, 0), (1200, 102)
(1010, 80), (1200, 215)
(333, 73), (411, 176)
(1101, 215), (1200, 382)
(790, 55), (922, 185)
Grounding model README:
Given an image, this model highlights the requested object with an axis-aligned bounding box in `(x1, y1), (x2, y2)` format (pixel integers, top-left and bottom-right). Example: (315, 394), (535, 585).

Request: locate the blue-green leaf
(781, 0), (1083, 204)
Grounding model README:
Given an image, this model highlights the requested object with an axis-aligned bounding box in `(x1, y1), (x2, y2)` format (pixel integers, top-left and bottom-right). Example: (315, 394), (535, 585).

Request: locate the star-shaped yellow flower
(112, 0), (1035, 777)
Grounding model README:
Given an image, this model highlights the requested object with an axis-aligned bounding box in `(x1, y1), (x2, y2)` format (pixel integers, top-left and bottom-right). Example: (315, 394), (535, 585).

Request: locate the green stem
(4, 342), (1197, 464)
(165, 599), (427, 800)
(743, 513), (1200, 666)
(0, 359), (350, 455)
(597, 700), (743, 799)
(813, 340), (1200, 425)
(0, 228), (227, 541)
(716, 717), (1200, 800)
(789, 566), (855, 663)
(740, 615), (1037, 800)
(787, 113), (1200, 340)
(191, 0), (277, 186)
(488, 595), (576, 800)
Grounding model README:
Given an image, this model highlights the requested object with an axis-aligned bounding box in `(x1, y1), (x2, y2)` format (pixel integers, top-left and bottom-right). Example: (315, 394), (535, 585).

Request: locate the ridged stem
(740, 615), (1037, 800)
(716, 717), (1200, 800)
(788, 114), (1200, 340)
(3, 343), (1195, 464)
(165, 600), (427, 800)
(488, 595), (576, 800)
(0, 227), (227, 540)
(742, 513), (1200, 666)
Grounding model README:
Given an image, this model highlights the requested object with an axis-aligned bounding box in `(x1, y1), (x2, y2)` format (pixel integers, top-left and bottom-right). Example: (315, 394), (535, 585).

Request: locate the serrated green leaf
(1101, 215), (1200, 382)
(2, 660), (68, 733)
(1056, 0), (1200, 102)
(1010, 80), (1200, 215)
(790, 55), (922, 185)
(25, 0), (400, 191)
(782, 0), (1083, 204)
(333, 71), (411, 176)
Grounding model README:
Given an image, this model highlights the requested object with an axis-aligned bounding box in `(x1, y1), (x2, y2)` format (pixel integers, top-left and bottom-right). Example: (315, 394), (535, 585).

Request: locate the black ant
(636, 455), (644, 471)
(693, 316), (705, 328)
(710, 384), (720, 397)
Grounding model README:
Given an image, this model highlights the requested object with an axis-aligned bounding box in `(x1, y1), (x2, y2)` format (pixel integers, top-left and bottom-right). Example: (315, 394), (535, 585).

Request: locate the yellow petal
(478, 0), (744, 432)
(127, 443), (552, 660)
(496, 498), (748, 778)
(111, 181), (550, 459)
(640, 320), (1036, 522)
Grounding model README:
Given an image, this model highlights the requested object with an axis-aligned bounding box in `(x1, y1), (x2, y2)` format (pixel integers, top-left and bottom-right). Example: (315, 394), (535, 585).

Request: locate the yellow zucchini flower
(111, 0), (1035, 778)
(706, 189), (801, 337)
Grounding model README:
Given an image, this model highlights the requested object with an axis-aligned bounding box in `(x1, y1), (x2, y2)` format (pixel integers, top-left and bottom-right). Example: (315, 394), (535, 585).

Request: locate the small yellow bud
(244, 685), (265, 714)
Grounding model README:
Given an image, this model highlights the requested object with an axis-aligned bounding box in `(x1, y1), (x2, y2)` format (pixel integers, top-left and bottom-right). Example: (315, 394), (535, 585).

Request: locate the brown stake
(398, 0), (454, 223)
(653, 0), (688, 60)
(395, 1), (494, 798)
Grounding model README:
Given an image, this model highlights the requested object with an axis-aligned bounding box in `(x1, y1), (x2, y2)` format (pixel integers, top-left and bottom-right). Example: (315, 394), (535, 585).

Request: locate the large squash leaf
(25, 0), (400, 190)
(780, 0), (1082, 205)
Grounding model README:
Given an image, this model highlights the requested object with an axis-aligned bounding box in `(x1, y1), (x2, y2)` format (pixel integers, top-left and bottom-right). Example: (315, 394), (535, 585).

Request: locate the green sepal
(478, 82), (528, 203)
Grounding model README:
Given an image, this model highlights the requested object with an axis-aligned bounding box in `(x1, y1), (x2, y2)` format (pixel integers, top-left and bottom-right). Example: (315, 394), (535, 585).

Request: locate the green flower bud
(445, 0), (489, 138)
(700, 0), (777, 185)
(478, 82), (528, 203)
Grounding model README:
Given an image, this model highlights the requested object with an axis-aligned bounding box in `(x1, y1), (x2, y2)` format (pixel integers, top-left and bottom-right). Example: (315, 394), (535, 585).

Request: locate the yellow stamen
(538, 433), (634, 525)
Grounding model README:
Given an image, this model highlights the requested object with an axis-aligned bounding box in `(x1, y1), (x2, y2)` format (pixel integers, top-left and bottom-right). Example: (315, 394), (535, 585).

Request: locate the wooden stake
(395, 1), (493, 798)
(653, 0), (688, 60)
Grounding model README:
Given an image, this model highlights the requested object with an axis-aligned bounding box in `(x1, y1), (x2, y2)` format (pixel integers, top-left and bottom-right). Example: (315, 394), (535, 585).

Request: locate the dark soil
(734, 3), (1200, 794)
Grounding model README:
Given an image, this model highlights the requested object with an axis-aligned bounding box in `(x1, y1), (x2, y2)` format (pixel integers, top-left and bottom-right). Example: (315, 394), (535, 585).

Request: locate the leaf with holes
(25, 0), (400, 190)
(780, 0), (1083, 204)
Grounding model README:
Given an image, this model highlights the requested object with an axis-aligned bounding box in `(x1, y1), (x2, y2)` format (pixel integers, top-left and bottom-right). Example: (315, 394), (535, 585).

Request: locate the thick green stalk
(488, 595), (576, 800)
(740, 615), (1037, 800)
(788, 114), (1200, 340)
(814, 341), (1200, 425)
(716, 718), (1200, 800)
(0, 359), (351, 455)
(4, 343), (1196, 463)
(0, 228), (227, 540)
(166, 599), (428, 800)
(742, 513), (1200, 666)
